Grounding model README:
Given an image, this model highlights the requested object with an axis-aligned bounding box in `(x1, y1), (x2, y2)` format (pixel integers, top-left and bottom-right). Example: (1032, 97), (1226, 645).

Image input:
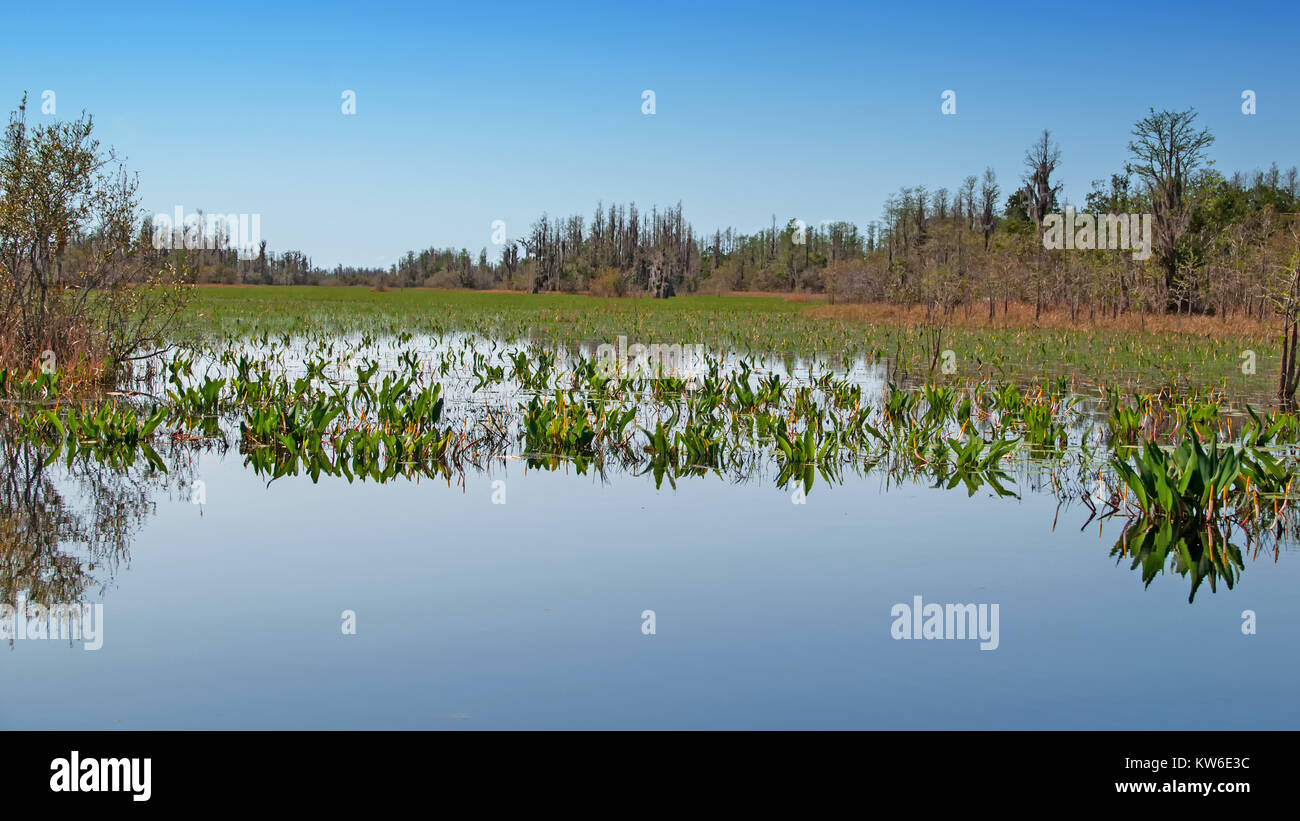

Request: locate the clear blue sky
(3, 0), (1295, 268)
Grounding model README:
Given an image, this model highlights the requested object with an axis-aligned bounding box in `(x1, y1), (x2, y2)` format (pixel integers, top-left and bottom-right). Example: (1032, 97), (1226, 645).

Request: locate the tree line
(11, 90), (1300, 398)
(170, 108), (1298, 329)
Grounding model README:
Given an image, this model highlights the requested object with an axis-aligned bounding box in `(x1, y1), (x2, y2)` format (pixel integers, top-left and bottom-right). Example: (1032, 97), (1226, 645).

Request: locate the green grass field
(174, 286), (1280, 404)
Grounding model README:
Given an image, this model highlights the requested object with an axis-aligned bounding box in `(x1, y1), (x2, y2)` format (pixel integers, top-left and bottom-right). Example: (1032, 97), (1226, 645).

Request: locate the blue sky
(3, 0), (1296, 268)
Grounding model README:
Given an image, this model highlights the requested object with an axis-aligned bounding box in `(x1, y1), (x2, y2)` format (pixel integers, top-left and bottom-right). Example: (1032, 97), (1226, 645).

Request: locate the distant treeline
(158, 109), (1300, 322)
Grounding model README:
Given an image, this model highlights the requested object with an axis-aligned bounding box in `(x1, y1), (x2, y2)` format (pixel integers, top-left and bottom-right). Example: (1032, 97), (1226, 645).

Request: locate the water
(2, 334), (1297, 729)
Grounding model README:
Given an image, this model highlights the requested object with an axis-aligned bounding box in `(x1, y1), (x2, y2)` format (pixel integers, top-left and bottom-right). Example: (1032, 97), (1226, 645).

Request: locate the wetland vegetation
(3, 316), (1298, 606)
(1, 92), (1298, 614)
(4, 0), (1300, 734)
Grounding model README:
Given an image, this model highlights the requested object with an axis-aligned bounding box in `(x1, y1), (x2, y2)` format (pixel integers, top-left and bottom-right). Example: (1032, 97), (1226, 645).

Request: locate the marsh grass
(170, 287), (1278, 406)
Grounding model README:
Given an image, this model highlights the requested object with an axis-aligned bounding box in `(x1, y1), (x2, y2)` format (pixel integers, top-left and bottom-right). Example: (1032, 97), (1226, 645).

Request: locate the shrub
(0, 94), (186, 387)
(588, 268), (627, 298)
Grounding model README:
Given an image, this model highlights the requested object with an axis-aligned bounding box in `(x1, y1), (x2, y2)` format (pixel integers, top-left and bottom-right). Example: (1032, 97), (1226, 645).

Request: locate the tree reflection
(0, 427), (195, 616)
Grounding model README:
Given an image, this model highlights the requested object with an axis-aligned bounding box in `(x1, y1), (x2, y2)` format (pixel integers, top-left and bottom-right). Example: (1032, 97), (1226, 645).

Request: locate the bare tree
(1275, 227), (1300, 406)
(1022, 129), (1062, 230)
(979, 167), (999, 251)
(1127, 107), (1215, 311)
(1022, 130), (1062, 319)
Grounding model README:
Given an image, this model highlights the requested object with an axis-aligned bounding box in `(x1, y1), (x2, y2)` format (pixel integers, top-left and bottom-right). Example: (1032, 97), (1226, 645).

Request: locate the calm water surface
(2, 335), (1296, 729)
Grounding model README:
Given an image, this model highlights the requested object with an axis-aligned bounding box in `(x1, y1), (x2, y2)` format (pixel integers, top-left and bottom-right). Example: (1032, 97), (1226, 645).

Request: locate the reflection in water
(0, 414), (1293, 614)
(1112, 518), (1245, 603)
(0, 428), (196, 619)
(2, 346), (1297, 617)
